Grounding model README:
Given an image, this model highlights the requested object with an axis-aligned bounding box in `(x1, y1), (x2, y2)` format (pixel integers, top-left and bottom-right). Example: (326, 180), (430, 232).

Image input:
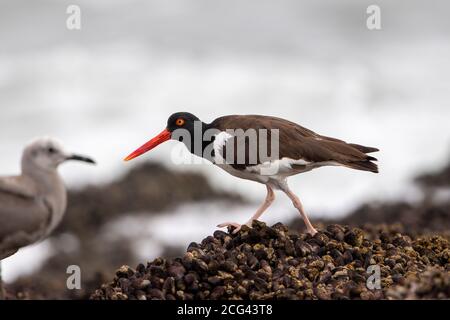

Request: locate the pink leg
(282, 187), (317, 235)
(218, 185), (275, 234)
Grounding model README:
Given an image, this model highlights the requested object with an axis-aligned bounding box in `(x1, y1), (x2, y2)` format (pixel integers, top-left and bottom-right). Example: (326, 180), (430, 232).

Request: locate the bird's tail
(346, 157), (379, 173)
(345, 143), (379, 173)
(313, 137), (380, 173)
(349, 143), (379, 154)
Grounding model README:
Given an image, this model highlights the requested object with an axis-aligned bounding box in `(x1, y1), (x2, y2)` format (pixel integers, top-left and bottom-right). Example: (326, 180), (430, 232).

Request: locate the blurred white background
(1, 0), (450, 280)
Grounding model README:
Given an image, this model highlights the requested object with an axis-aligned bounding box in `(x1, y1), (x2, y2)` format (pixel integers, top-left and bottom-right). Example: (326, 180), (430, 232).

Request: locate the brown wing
(211, 115), (379, 173)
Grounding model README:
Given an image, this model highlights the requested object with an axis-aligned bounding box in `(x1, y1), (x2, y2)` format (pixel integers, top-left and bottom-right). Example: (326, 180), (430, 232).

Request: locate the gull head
(22, 137), (96, 173)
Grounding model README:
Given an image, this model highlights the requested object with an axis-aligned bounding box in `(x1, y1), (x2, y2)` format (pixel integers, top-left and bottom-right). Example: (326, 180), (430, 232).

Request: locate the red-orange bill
(124, 129), (171, 161)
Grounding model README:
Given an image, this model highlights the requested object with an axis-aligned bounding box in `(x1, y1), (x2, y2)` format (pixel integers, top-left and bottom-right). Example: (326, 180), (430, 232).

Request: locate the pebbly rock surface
(91, 221), (450, 300)
(386, 266), (450, 299)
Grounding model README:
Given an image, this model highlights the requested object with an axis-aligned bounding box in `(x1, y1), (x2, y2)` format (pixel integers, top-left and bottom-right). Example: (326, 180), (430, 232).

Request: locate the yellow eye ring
(176, 118), (185, 126)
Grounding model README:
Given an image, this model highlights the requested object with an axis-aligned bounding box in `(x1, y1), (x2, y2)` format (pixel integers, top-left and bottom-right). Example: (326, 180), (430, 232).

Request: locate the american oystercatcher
(124, 112), (378, 235)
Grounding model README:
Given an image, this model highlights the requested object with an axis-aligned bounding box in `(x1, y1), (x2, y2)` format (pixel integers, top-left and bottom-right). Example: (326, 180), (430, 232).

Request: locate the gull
(0, 137), (95, 298)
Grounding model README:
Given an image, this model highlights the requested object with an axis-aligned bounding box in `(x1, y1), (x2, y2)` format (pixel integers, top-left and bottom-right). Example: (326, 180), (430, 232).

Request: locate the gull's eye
(175, 118), (185, 126)
(47, 147), (56, 154)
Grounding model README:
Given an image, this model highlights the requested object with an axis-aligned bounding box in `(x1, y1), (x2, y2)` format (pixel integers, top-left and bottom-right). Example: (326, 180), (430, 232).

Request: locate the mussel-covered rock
(91, 221), (450, 300)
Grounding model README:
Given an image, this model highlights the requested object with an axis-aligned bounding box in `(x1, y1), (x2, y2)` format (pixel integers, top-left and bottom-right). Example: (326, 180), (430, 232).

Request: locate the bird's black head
(167, 112), (209, 156)
(124, 112), (210, 162)
(166, 112), (201, 133)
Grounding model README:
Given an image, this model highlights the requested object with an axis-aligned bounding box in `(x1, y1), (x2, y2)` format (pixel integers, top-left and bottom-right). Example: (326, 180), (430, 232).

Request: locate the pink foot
(307, 227), (318, 236)
(217, 222), (245, 234)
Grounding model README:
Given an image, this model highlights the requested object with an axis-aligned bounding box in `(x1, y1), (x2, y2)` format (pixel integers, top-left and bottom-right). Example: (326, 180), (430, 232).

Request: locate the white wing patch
(213, 131), (233, 164)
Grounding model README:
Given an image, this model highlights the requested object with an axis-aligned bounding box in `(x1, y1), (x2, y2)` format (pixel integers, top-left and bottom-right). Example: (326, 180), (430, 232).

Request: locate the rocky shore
(90, 159), (450, 300)
(91, 221), (449, 300)
(4, 159), (450, 300)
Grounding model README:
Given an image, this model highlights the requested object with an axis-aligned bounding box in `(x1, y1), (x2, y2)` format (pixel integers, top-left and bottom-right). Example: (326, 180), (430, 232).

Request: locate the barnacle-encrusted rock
(386, 266), (450, 299)
(91, 221), (450, 300)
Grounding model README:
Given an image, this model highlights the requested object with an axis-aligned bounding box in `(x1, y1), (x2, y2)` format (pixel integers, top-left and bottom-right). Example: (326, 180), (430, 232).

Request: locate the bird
(124, 112), (378, 236)
(0, 137), (95, 299)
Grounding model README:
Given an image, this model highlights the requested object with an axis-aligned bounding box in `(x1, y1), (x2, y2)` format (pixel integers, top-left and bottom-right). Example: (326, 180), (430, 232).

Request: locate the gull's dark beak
(67, 154), (96, 165)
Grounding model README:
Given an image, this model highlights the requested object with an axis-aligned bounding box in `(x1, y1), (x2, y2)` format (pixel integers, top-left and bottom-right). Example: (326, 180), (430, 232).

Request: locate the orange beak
(124, 129), (172, 161)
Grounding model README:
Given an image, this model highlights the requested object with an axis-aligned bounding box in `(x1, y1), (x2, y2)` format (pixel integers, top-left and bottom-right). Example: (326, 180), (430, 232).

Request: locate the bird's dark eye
(175, 118), (185, 126)
(47, 147), (56, 154)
